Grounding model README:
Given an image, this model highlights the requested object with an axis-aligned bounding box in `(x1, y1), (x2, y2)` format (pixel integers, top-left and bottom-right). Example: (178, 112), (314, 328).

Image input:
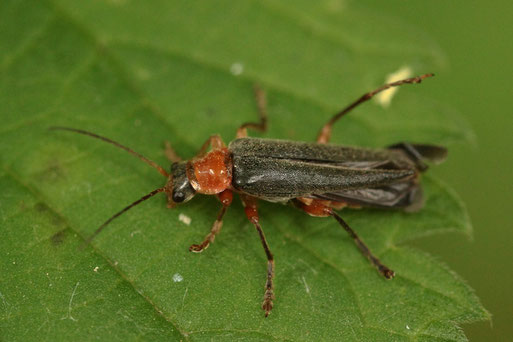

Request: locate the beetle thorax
(188, 148), (232, 194)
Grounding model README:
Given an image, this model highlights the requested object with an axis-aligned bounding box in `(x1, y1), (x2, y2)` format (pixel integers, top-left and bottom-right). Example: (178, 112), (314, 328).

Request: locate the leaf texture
(0, 0), (488, 341)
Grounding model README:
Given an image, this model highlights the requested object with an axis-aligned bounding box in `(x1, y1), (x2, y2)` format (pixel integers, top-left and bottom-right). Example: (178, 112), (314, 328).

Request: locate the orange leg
(316, 74), (434, 144)
(189, 190), (233, 252)
(164, 141), (182, 162)
(295, 198), (395, 279)
(236, 85), (268, 138)
(241, 195), (275, 317)
(196, 135), (225, 157)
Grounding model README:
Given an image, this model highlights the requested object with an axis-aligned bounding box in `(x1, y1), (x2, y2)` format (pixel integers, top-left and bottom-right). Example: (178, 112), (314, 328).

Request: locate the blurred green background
(371, 1), (512, 341)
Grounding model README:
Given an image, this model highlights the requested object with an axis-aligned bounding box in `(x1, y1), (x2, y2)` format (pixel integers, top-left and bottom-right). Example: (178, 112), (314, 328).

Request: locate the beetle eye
(172, 191), (186, 203)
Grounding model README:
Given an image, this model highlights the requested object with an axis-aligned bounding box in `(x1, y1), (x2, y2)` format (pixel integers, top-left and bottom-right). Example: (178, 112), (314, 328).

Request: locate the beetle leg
(241, 195), (275, 317)
(164, 141), (182, 162)
(236, 84), (268, 138)
(189, 190), (233, 252)
(196, 135), (226, 157)
(295, 198), (395, 279)
(331, 211), (395, 279)
(317, 74), (434, 143)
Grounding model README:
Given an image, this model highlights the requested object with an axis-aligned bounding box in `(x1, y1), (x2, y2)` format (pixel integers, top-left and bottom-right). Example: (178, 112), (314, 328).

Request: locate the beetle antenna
(81, 187), (166, 248)
(49, 126), (169, 178)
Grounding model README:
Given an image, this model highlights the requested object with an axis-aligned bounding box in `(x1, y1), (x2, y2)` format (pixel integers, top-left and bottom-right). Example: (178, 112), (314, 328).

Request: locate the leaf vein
(1, 165), (190, 340)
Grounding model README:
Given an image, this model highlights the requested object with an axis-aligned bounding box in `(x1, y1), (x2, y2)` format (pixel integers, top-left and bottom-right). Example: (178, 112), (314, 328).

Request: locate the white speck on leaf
(179, 213), (191, 226)
(45, 273), (53, 287)
(406, 324), (411, 330)
(376, 66), (412, 108)
(301, 275), (311, 294)
(93, 266), (99, 272)
(61, 282), (79, 321)
(181, 287), (188, 311)
(173, 273), (184, 282)
(230, 62), (244, 75)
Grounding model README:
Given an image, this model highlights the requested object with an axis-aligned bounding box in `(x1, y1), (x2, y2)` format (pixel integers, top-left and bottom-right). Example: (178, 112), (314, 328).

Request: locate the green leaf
(0, 0), (488, 341)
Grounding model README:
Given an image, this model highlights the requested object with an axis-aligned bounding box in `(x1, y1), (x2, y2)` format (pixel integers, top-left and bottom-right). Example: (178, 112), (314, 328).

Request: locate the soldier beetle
(51, 73), (447, 317)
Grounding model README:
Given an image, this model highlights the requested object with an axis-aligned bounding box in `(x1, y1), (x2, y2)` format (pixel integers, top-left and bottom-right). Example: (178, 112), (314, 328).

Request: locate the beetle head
(167, 161), (196, 204)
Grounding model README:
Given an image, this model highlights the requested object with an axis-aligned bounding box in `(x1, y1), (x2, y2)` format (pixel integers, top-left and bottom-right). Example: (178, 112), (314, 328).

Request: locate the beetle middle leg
(316, 74), (434, 144)
(294, 198), (395, 279)
(189, 190), (233, 252)
(236, 84), (268, 138)
(241, 195), (275, 317)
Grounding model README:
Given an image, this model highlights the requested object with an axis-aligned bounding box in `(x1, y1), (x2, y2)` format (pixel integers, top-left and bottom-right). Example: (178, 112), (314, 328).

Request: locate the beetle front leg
(241, 195), (275, 317)
(164, 141), (182, 162)
(195, 135), (226, 158)
(189, 190), (233, 252)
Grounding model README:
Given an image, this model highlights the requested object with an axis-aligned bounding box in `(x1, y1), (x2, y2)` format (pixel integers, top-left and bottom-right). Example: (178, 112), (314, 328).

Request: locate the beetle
(51, 73), (447, 317)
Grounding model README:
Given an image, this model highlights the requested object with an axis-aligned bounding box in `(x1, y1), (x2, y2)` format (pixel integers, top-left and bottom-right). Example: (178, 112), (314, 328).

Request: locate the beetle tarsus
(189, 243), (208, 253)
(262, 259), (275, 317)
(189, 204), (229, 253)
(381, 267), (395, 279)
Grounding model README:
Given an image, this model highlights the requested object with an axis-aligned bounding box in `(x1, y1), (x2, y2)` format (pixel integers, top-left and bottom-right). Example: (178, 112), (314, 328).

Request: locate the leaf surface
(0, 0), (487, 340)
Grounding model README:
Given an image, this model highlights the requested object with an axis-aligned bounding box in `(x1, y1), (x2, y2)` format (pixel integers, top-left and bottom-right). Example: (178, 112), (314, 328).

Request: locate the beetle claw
(262, 293), (274, 317)
(189, 244), (207, 253)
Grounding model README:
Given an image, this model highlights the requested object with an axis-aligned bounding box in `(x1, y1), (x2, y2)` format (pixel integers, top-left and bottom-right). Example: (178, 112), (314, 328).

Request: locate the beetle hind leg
(295, 198), (395, 279)
(331, 211), (395, 279)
